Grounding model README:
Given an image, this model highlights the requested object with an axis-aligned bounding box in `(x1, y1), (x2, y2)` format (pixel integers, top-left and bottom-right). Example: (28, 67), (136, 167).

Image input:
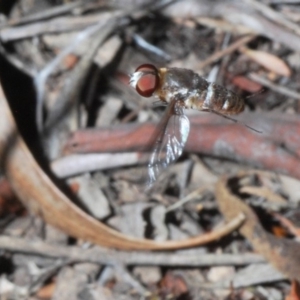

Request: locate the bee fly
(130, 64), (260, 186)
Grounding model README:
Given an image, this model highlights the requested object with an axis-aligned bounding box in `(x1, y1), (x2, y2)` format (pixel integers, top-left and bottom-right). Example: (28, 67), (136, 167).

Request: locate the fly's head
(129, 64), (187, 105)
(129, 64), (161, 98)
(129, 64), (174, 104)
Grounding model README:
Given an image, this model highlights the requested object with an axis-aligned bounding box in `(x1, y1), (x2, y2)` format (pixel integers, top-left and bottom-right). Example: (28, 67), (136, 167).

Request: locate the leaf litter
(1, 0), (300, 299)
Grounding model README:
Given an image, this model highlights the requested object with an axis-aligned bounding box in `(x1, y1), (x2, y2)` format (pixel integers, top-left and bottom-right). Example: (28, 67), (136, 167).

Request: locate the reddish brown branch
(64, 113), (300, 180)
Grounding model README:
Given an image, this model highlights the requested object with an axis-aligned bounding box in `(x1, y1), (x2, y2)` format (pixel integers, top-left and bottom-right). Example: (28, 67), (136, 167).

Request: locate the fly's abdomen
(190, 81), (244, 115)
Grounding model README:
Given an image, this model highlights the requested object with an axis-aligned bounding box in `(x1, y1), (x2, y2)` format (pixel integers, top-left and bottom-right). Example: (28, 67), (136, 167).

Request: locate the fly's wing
(147, 100), (190, 187)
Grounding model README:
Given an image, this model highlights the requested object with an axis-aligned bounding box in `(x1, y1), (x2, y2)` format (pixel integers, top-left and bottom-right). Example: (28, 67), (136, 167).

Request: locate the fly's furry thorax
(154, 67), (189, 104)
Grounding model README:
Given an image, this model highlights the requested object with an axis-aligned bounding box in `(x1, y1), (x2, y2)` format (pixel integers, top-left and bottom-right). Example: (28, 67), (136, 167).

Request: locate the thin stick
(0, 13), (112, 42)
(0, 227), (266, 267)
(51, 153), (140, 179)
(0, 43), (36, 77)
(198, 35), (256, 70)
(248, 72), (300, 100)
(242, 0), (300, 36)
(166, 185), (213, 212)
(5, 2), (83, 27)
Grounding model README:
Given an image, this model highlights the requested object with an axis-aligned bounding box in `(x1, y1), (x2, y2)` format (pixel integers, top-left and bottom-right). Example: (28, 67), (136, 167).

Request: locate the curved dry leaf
(240, 46), (291, 77)
(216, 171), (300, 281)
(240, 186), (286, 205)
(0, 84), (242, 250)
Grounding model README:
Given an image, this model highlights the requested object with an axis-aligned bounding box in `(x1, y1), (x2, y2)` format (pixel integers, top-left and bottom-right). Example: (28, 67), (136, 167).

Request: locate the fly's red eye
(135, 64), (159, 98)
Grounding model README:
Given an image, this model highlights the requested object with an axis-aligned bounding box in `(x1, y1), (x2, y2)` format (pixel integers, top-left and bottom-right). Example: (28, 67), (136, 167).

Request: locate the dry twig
(0, 235), (264, 267)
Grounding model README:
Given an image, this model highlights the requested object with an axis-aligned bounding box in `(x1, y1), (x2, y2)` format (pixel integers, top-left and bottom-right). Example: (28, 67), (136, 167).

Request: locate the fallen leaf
(207, 266), (235, 282)
(273, 212), (300, 238)
(0, 177), (24, 216)
(286, 280), (300, 300)
(160, 272), (188, 297)
(215, 264), (285, 288)
(232, 75), (262, 93)
(240, 46), (291, 77)
(36, 282), (56, 299)
(133, 266), (161, 285)
(63, 54), (79, 70)
(67, 174), (111, 219)
(271, 225), (288, 238)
